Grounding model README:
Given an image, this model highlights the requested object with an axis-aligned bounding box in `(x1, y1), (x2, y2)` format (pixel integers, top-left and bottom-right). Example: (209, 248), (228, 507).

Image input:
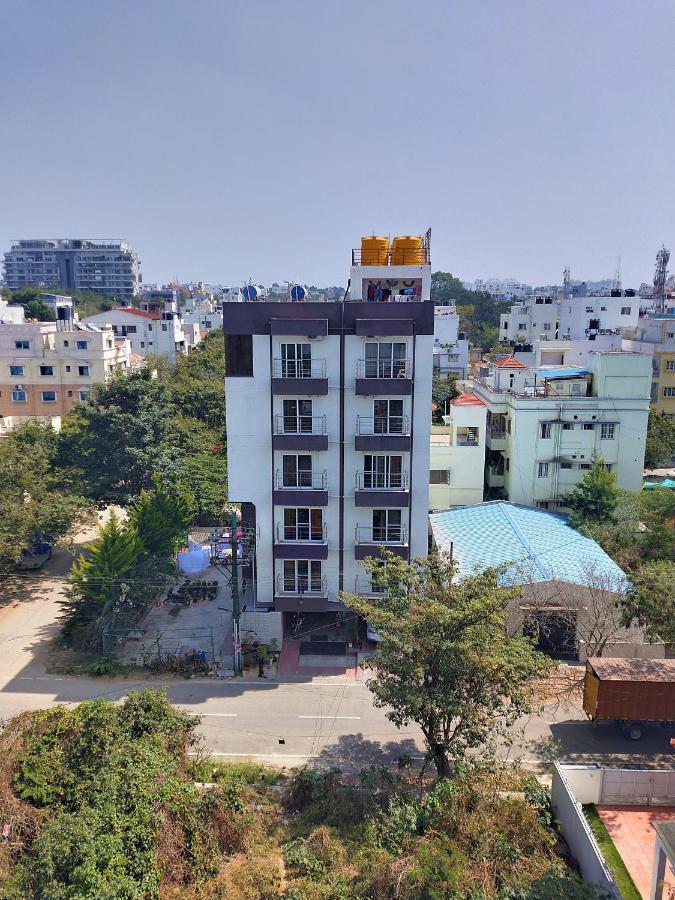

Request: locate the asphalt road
(1, 549), (673, 771)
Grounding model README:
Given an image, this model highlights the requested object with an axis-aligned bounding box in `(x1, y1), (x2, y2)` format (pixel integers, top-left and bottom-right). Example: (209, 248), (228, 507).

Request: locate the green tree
(431, 376), (458, 422)
(431, 273), (509, 352)
(127, 480), (191, 557)
(341, 551), (551, 779)
(564, 453), (620, 528)
(621, 559), (675, 644)
(644, 409), (675, 469)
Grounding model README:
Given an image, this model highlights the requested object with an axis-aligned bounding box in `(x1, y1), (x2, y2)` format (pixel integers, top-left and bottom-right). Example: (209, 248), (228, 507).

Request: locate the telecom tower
(653, 245), (670, 313)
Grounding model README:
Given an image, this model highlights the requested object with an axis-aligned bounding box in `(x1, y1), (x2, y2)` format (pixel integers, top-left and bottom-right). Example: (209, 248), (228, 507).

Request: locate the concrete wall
(240, 611), (283, 648)
(551, 763), (621, 899)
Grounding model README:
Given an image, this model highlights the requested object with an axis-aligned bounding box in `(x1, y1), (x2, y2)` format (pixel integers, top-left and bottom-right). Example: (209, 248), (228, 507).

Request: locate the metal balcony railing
(355, 415), (409, 436)
(274, 470), (328, 490)
(356, 359), (412, 379)
(275, 574), (327, 596)
(355, 576), (386, 596)
(273, 414), (327, 435)
(355, 471), (408, 491)
(355, 525), (408, 545)
(276, 522), (327, 543)
(272, 358), (326, 378)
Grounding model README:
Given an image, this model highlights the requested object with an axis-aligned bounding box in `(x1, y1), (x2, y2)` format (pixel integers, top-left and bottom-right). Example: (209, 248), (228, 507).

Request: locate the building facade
(623, 313), (675, 417)
(433, 305), (469, 379)
(0, 321), (131, 427)
(224, 241), (434, 623)
(473, 351), (652, 508)
(429, 393), (486, 510)
(499, 295), (558, 344)
(558, 290), (639, 340)
(3, 239), (142, 301)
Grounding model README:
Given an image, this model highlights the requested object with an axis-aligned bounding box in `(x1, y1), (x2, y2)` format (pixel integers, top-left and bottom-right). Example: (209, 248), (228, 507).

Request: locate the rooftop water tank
(241, 284), (259, 302)
(392, 235), (423, 265)
(290, 284), (307, 302)
(361, 236), (389, 266)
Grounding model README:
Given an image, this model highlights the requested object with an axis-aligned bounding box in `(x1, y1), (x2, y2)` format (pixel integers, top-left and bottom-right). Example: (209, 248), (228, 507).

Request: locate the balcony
(273, 414), (328, 450)
(273, 470), (328, 506)
(273, 522), (328, 560)
(271, 358), (328, 395)
(354, 575), (386, 597)
(487, 466), (505, 488)
(354, 470), (409, 507)
(354, 525), (409, 560)
(486, 427), (507, 450)
(273, 574), (341, 612)
(355, 359), (412, 396)
(355, 415), (411, 451)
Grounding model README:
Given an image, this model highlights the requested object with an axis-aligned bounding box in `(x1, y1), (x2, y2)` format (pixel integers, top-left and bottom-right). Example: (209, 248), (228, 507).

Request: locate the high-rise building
(223, 233), (434, 633)
(3, 239), (142, 300)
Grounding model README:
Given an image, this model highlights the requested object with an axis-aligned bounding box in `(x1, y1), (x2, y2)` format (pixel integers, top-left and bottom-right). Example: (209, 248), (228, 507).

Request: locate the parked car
(366, 622), (382, 643)
(17, 540), (53, 571)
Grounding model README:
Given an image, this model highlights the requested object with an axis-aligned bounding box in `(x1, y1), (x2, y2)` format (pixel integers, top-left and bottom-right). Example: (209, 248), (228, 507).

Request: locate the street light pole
(230, 511), (242, 676)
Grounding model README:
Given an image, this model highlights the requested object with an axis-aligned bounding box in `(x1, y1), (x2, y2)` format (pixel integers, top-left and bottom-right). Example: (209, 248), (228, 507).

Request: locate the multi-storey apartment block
(3, 239), (142, 301)
(0, 321), (131, 431)
(624, 313), (675, 417)
(433, 305), (469, 379)
(473, 351), (652, 508)
(499, 295), (558, 344)
(558, 290), (639, 340)
(224, 234), (434, 630)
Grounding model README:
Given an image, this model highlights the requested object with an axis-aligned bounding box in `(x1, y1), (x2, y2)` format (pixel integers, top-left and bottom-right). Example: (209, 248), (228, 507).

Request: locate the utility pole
(230, 511), (242, 676)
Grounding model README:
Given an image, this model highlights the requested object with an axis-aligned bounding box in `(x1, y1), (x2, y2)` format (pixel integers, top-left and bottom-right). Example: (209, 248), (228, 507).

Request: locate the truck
(583, 657), (675, 740)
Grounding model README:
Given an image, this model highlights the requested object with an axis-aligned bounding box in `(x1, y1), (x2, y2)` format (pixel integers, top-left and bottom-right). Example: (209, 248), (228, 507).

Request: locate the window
(538, 462), (549, 477)
(666, 360), (675, 371)
(76, 340), (88, 350)
(620, 306), (631, 315)
(540, 422), (552, 439)
(372, 509), (402, 543)
(140, 342), (145, 348)
(579, 463), (592, 470)
(280, 343), (311, 378)
(505, 458), (510, 472)
(542, 323), (552, 331)
(585, 306), (594, 313)
(11, 390), (27, 402)
(603, 464), (613, 472)
(282, 508), (323, 542)
(161, 324), (167, 331)
(562, 422), (573, 430)
(363, 455), (403, 489)
(63, 340), (69, 347)
(41, 391), (57, 402)
(536, 501), (549, 509)
(282, 454), (313, 488)
(600, 306), (607, 311)
(67, 390), (73, 397)
(148, 324), (153, 331)
(600, 423), (615, 440)
(429, 469), (451, 484)
(583, 423), (595, 431)
(664, 387), (675, 397)
(14, 340), (30, 350)
(373, 399), (404, 434)
(364, 342), (407, 378)
(39, 365), (54, 376)
(9, 365), (24, 376)
(518, 323), (527, 331)
(125, 325), (137, 334)
(560, 462), (573, 469)
(282, 559), (322, 593)
(78, 365), (91, 377)
(282, 399), (313, 433)
(78, 390), (90, 401)
(65, 365), (71, 373)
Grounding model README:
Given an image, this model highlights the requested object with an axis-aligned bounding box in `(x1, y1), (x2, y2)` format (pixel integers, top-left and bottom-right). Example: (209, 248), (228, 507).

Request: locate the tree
(431, 376), (458, 422)
(431, 273), (509, 352)
(341, 551), (551, 779)
(564, 453), (619, 527)
(645, 409), (675, 469)
(127, 480), (191, 557)
(621, 559), (675, 644)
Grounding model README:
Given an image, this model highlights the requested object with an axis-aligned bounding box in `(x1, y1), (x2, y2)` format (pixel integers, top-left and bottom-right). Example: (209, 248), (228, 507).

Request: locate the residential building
(82, 292), (201, 362)
(39, 292), (76, 326)
(0, 297), (26, 325)
(499, 295), (558, 344)
(224, 232), (434, 632)
(430, 502), (655, 661)
(473, 351), (652, 508)
(433, 305), (469, 379)
(3, 239), (141, 300)
(623, 313), (675, 416)
(0, 321), (131, 427)
(429, 393), (486, 510)
(180, 294), (224, 334)
(558, 289), (639, 340)
(472, 278), (532, 301)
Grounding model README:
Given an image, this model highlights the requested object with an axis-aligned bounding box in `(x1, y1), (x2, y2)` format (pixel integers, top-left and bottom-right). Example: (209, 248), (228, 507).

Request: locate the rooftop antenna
(653, 245), (670, 313)
(612, 255), (622, 292)
(563, 266), (570, 297)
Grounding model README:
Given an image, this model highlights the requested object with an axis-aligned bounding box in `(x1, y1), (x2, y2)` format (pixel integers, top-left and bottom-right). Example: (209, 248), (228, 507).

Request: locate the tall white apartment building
(558, 290), (639, 340)
(3, 240), (142, 301)
(433, 305), (469, 379)
(473, 278), (532, 301)
(499, 296), (558, 344)
(473, 351), (651, 509)
(224, 234), (434, 628)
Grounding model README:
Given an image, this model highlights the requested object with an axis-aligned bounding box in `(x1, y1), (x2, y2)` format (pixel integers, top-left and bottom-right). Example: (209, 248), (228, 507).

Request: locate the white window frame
(11, 390), (27, 402)
(600, 423), (615, 440)
(540, 422), (552, 439)
(537, 462), (549, 478)
(40, 390), (57, 402)
(14, 340), (30, 350)
(9, 365), (24, 376)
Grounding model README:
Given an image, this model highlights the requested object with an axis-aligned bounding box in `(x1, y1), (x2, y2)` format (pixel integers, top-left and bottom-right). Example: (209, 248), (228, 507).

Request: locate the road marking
(190, 751), (319, 759)
(298, 715), (361, 720)
(199, 713), (238, 718)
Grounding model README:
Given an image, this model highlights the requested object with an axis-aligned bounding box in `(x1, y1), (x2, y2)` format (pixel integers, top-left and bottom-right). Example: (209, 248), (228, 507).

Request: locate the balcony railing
(354, 576), (386, 596)
(275, 574), (327, 596)
(356, 359), (412, 379)
(273, 414), (327, 435)
(276, 522), (327, 543)
(272, 358), (326, 378)
(274, 470), (327, 490)
(355, 471), (408, 491)
(355, 525), (408, 545)
(355, 415), (409, 436)
(488, 427), (506, 439)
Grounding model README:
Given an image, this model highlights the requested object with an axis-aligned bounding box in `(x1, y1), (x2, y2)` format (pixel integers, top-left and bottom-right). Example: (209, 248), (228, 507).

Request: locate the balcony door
(364, 342), (407, 378)
(283, 508), (323, 541)
(282, 454), (312, 487)
(281, 342), (311, 378)
(372, 509), (402, 543)
(364, 455), (402, 489)
(373, 399), (404, 434)
(283, 559), (322, 593)
(283, 399), (313, 434)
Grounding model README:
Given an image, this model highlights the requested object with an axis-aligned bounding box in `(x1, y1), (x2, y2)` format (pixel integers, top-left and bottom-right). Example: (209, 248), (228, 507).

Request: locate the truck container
(583, 657), (675, 739)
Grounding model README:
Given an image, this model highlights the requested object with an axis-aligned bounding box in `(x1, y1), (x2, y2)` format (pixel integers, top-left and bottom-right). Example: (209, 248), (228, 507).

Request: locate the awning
(535, 367), (591, 380)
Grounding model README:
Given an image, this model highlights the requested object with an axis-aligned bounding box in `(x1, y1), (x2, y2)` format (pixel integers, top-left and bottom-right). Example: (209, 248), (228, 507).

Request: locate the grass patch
(194, 760), (286, 788)
(583, 804), (641, 900)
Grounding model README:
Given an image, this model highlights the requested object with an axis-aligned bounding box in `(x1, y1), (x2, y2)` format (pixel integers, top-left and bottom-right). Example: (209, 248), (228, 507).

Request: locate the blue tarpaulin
(535, 367), (591, 380)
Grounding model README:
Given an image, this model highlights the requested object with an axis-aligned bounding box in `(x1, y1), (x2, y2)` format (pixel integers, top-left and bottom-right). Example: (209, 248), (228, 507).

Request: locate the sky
(1, 0), (673, 290)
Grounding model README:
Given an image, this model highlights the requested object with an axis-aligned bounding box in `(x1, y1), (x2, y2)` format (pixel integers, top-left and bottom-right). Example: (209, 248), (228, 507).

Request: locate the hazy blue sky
(1, 0), (673, 289)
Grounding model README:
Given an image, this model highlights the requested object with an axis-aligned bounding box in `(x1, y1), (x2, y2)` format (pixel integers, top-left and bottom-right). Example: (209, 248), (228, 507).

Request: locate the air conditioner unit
(14, 384), (23, 389)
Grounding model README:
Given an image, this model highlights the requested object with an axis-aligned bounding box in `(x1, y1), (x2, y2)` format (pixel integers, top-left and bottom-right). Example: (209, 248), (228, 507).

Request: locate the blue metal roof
(534, 367), (591, 380)
(429, 502), (627, 588)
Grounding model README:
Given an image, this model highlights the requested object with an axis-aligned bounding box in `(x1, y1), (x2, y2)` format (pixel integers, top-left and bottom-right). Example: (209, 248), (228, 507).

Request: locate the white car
(366, 622), (382, 643)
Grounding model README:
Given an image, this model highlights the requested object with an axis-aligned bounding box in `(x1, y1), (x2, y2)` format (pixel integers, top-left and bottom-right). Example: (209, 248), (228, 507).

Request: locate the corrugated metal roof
(588, 657), (675, 682)
(429, 501), (628, 588)
(535, 367), (591, 380)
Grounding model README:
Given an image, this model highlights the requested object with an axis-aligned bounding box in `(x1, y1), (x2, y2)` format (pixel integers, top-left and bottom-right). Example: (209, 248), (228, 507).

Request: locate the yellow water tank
(391, 235), (423, 265)
(361, 235), (389, 266)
